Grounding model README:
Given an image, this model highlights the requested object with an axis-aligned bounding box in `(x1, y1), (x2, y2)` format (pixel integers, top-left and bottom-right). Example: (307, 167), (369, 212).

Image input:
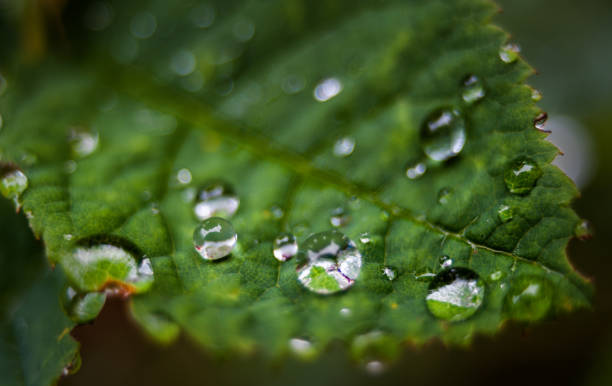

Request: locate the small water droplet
(575, 219), (593, 240)
(61, 353), (82, 377)
(170, 50), (196, 76)
(273, 232), (298, 262)
(193, 217), (237, 261)
(333, 137), (355, 157)
(504, 158), (542, 194)
(313, 78), (342, 102)
(461, 74), (485, 104)
(69, 128), (99, 158)
(330, 207), (350, 227)
(365, 360), (386, 376)
(489, 271), (503, 281)
(296, 230), (362, 295)
(534, 112), (548, 130)
(289, 338), (315, 358)
(382, 267), (397, 281)
(504, 276), (552, 321)
(420, 107), (466, 162)
(191, 4), (215, 28)
(426, 268), (485, 322)
(269, 205), (284, 219)
(499, 43), (520, 63)
(339, 307), (352, 317)
(83, 1), (114, 31)
(439, 256), (453, 269)
(233, 19), (255, 42)
(130, 12), (157, 39)
(437, 187), (452, 204)
(497, 204), (514, 223)
(281, 74), (305, 95)
(62, 286), (106, 323)
(406, 162), (427, 179)
(0, 169), (28, 208)
(531, 89), (542, 101)
(176, 168), (192, 185)
(193, 181), (239, 220)
(359, 232), (371, 244)
(64, 234), (73, 241)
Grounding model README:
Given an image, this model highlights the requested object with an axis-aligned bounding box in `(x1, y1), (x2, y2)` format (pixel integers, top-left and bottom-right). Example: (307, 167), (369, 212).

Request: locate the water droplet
(64, 234), (73, 241)
(499, 43), (520, 63)
(359, 232), (371, 244)
(0, 169), (28, 207)
(281, 74), (305, 95)
(497, 204), (514, 223)
(534, 112), (548, 130)
(296, 230), (362, 295)
(289, 338), (315, 358)
(313, 78), (342, 102)
(193, 181), (239, 220)
(62, 286), (106, 323)
(130, 12), (157, 39)
(382, 267), (397, 281)
(333, 137), (355, 157)
(461, 74), (485, 104)
(191, 4), (215, 28)
(439, 255), (453, 269)
(176, 168), (192, 185)
(575, 219), (593, 240)
(330, 207), (350, 227)
(489, 271), (503, 281)
(531, 89), (542, 102)
(504, 276), (552, 321)
(339, 307), (352, 317)
(170, 50), (196, 76)
(83, 1), (114, 31)
(365, 360), (386, 376)
(61, 353), (82, 377)
(437, 187), (452, 204)
(415, 272), (436, 281)
(273, 232), (298, 262)
(426, 268), (485, 322)
(504, 158), (542, 194)
(269, 205), (284, 219)
(69, 128), (99, 158)
(420, 107), (466, 162)
(406, 162), (427, 179)
(193, 217), (237, 261)
(233, 19), (255, 42)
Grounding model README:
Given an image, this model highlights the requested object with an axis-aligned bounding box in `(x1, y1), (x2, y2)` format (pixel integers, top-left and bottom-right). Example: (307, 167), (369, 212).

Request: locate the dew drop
(191, 4), (215, 28)
(69, 128), (99, 158)
(62, 286), (106, 323)
(330, 207), (350, 227)
(437, 187), (452, 204)
(170, 50), (196, 76)
(193, 217), (237, 261)
(461, 74), (485, 104)
(531, 89), (542, 102)
(497, 204), (514, 223)
(176, 168), (192, 185)
(504, 158), (542, 194)
(504, 276), (552, 321)
(359, 232), (371, 244)
(439, 255), (453, 269)
(313, 78), (342, 102)
(534, 112), (548, 130)
(489, 271), (503, 281)
(426, 268), (485, 322)
(406, 162), (427, 179)
(365, 360), (386, 376)
(333, 136), (355, 157)
(382, 267), (397, 281)
(130, 12), (157, 39)
(193, 181), (239, 220)
(339, 307), (352, 317)
(289, 338), (315, 358)
(420, 107), (466, 162)
(0, 169), (28, 207)
(499, 43), (520, 63)
(273, 232), (298, 262)
(575, 219), (593, 240)
(296, 230), (362, 295)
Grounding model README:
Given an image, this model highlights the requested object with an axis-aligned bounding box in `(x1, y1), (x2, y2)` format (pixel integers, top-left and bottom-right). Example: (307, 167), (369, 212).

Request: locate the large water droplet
(504, 276), (552, 321)
(313, 78), (342, 102)
(193, 217), (237, 261)
(130, 12), (157, 39)
(193, 181), (239, 220)
(420, 107), (466, 162)
(0, 169), (28, 208)
(333, 136), (355, 157)
(497, 204), (514, 223)
(296, 230), (362, 295)
(499, 43), (520, 63)
(461, 75), (485, 104)
(437, 187), (452, 204)
(62, 286), (106, 323)
(426, 268), (485, 322)
(406, 162), (427, 179)
(69, 128), (99, 158)
(330, 207), (350, 227)
(534, 112), (548, 131)
(273, 232), (298, 262)
(504, 158), (542, 194)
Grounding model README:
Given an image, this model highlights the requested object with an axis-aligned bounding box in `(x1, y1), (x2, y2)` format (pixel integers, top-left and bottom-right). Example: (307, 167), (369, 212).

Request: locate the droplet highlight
(497, 204), (514, 223)
(193, 217), (237, 260)
(62, 287), (106, 323)
(406, 162), (427, 179)
(69, 128), (99, 158)
(273, 233), (298, 262)
(461, 74), (485, 104)
(499, 43), (520, 63)
(333, 136), (355, 157)
(313, 78), (342, 102)
(426, 268), (485, 322)
(504, 276), (552, 321)
(330, 207), (350, 227)
(504, 158), (542, 194)
(193, 181), (239, 220)
(0, 169), (28, 207)
(420, 107), (466, 162)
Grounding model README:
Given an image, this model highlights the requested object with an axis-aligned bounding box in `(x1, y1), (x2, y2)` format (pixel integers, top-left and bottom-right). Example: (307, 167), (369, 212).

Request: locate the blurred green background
(2, 0), (612, 385)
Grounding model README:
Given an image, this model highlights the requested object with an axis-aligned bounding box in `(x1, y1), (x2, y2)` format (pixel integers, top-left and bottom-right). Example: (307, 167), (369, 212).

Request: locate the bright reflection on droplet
(69, 128), (99, 158)
(193, 217), (237, 261)
(170, 50), (196, 76)
(333, 137), (355, 157)
(313, 78), (342, 102)
(130, 12), (157, 39)
(406, 162), (426, 179)
(273, 233), (298, 262)
(499, 43), (520, 63)
(176, 168), (192, 184)
(365, 361), (386, 376)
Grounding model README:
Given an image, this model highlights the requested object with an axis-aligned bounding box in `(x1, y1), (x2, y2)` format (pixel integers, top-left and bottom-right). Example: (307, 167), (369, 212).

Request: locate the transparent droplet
(497, 204), (514, 223)
(313, 78), (342, 102)
(439, 255), (453, 269)
(69, 128), (99, 158)
(62, 286), (106, 323)
(339, 307), (352, 317)
(64, 234), (74, 241)
(426, 268), (485, 322)
(233, 19), (255, 42)
(333, 136), (355, 158)
(83, 1), (114, 31)
(170, 50), (196, 76)
(461, 74), (485, 104)
(575, 219), (593, 240)
(273, 232), (298, 262)
(269, 205), (284, 219)
(61, 353), (82, 377)
(489, 271), (503, 281)
(534, 112), (548, 130)
(382, 267), (397, 281)
(437, 187), (452, 204)
(406, 162), (427, 179)
(191, 4), (215, 28)
(420, 107), (466, 162)
(193, 217), (237, 261)
(130, 12), (157, 39)
(531, 89), (542, 102)
(504, 276), (552, 321)
(499, 43), (520, 63)
(330, 207), (350, 227)
(175, 168), (192, 185)
(296, 230), (362, 295)
(289, 338), (315, 358)
(504, 158), (542, 194)
(193, 181), (239, 220)
(281, 74), (305, 95)
(0, 169), (28, 207)
(359, 232), (371, 244)
(365, 361), (386, 376)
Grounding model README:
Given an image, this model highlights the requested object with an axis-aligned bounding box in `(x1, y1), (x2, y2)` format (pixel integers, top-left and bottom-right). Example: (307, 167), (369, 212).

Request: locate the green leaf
(0, 0), (591, 364)
(0, 199), (79, 386)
